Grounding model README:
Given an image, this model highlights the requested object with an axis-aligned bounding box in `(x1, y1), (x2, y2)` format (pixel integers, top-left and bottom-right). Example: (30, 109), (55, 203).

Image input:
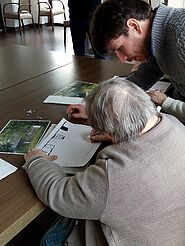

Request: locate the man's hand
(148, 90), (167, 106)
(66, 104), (88, 119)
(24, 149), (58, 162)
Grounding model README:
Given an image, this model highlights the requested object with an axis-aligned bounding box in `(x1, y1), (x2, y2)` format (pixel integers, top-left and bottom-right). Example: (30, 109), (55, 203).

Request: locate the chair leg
(63, 21), (70, 48)
(21, 19), (25, 32)
(32, 17), (36, 31)
(18, 19), (22, 35)
(38, 15), (40, 28)
(64, 26), (66, 47)
(51, 15), (54, 31)
(4, 18), (7, 32)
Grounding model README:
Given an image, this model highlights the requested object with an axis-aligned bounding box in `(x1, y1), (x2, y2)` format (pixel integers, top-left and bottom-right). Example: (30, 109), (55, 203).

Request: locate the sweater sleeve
(26, 158), (108, 219)
(162, 97), (185, 123)
(126, 55), (163, 90)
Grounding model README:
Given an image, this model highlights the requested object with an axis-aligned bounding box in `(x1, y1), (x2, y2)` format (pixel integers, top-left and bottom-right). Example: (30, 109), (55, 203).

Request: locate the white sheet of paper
(43, 95), (83, 105)
(38, 118), (101, 167)
(149, 81), (171, 92)
(0, 158), (17, 180)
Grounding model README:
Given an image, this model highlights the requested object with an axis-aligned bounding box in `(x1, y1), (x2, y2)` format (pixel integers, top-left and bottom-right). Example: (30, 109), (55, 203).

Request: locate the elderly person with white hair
(24, 77), (185, 246)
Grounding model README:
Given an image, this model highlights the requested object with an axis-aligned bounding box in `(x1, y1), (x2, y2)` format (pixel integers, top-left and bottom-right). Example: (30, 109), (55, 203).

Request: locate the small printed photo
(0, 119), (51, 154)
(54, 81), (98, 98)
(43, 81), (98, 105)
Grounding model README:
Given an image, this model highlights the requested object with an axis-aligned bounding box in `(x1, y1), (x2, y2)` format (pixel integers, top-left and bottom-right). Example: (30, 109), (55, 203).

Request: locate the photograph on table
(0, 119), (51, 154)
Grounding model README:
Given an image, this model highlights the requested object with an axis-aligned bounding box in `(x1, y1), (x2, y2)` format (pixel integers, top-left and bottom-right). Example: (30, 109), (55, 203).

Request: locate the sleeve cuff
(161, 97), (175, 111)
(22, 156), (46, 173)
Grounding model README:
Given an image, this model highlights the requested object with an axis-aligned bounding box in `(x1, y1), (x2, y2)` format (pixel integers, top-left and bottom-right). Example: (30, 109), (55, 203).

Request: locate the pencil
(91, 132), (100, 137)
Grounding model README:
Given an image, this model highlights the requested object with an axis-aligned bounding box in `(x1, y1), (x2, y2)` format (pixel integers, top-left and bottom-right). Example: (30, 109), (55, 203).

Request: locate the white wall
(144, 0), (161, 8)
(168, 0), (185, 7)
(151, 0), (161, 8)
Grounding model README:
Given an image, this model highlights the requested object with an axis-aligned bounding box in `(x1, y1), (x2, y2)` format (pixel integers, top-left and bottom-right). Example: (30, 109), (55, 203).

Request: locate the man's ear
(127, 18), (142, 34)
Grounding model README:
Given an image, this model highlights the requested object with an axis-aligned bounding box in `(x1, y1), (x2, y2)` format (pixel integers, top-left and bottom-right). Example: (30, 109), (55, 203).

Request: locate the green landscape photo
(54, 81), (98, 98)
(0, 120), (50, 154)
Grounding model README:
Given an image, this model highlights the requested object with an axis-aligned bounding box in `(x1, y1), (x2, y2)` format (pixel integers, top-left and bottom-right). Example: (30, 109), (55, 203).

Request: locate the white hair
(85, 77), (157, 143)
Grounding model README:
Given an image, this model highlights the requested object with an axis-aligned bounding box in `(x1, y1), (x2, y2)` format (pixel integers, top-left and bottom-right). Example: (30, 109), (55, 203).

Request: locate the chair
(2, 0), (35, 35)
(37, 0), (66, 31)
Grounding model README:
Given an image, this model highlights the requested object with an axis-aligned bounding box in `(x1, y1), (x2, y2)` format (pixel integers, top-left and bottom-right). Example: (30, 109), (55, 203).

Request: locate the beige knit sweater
(24, 114), (185, 245)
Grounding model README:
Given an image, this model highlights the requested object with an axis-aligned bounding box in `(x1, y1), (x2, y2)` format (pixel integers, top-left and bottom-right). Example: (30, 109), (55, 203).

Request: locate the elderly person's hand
(90, 129), (115, 143)
(147, 90), (167, 106)
(24, 149), (58, 163)
(66, 104), (88, 119)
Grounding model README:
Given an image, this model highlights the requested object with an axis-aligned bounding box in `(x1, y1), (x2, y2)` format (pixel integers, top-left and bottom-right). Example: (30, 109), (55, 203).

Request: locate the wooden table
(0, 45), (74, 91)
(0, 56), (133, 245)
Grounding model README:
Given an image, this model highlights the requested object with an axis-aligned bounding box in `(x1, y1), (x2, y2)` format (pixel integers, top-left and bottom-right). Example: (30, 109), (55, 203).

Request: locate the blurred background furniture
(37, 0), (66, 31)
(146, 0), (168, 7)
(2, 0), (35, 35)
(63, 19), (70, 47)
(162, 0), (168, 5)
(0, 5), (4, 30)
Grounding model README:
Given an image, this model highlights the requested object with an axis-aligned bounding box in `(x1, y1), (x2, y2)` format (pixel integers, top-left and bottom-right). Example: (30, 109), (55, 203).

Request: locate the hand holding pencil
(66, 104), (88, 119)
(90, 129), (115, 143)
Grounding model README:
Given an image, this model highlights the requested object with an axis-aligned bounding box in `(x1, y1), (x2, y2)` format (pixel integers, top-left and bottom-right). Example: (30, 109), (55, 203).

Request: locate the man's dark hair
(90, 0), (151, 55)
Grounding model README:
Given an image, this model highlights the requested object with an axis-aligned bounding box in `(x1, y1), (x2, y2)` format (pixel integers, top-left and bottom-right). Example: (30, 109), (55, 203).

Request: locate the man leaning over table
(90, 0), (185, 101)
(24, 77), (185, 245)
